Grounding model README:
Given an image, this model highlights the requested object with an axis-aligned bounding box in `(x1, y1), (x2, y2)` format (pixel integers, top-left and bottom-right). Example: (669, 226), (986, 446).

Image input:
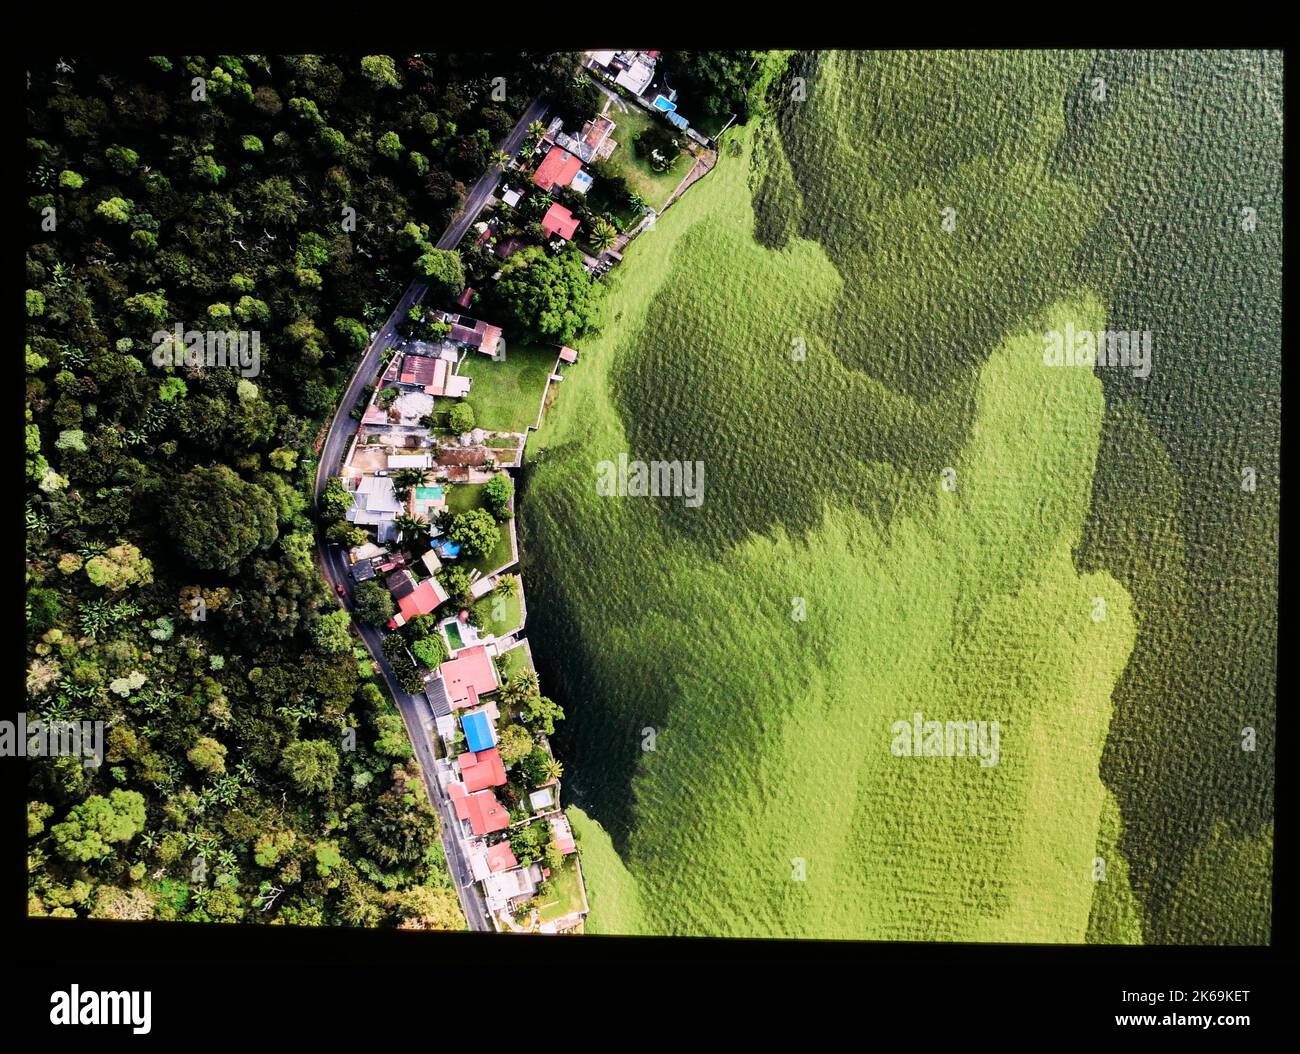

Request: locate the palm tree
(491, 149), (512, 169)
(590, 217), (617, 252)
(528, 119), (546, 141)
(494, 575), (518, 599)
(391, 467), (430, 501)
(541, 758), (563, 784)
(503, 669), (540, 705)
(394, 512), (429, 548)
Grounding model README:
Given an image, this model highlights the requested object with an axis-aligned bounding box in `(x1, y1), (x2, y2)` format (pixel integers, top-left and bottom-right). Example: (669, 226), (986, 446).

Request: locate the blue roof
(437, 540), (462, 558)
(462, 711), (495, 753)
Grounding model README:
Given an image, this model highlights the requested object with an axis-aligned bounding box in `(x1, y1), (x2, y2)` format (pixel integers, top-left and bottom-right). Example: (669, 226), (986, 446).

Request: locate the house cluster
(587, 48), (712, 144)
(459, 100), (629, 286)
(336, 279), (587, 933)
(587, 49), (659, 97)
(431, 641), (584, 929)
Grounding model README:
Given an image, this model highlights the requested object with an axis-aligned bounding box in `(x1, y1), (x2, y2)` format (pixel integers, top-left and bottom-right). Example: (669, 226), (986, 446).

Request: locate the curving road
(312, 96), (548, 934)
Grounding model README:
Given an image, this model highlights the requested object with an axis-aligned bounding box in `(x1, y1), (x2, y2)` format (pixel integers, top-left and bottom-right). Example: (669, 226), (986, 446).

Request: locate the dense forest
(23, 53), (577, 925)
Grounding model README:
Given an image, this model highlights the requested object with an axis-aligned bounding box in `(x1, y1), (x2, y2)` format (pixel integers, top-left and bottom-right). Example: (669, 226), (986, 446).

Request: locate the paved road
(312, 95), (548, 934)
(437, 96), (548, 251)
(321, 544), (494, 932)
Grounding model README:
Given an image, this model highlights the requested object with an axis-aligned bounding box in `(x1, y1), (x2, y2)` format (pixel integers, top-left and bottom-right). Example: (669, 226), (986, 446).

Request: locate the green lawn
(458, 344), (556, 432)
(444, 483), (516, 577)
(597, 104), (687, 211)
(537, 854), (586, 924)
(497, 642), (535, 682)
(472, 576), (522, 637)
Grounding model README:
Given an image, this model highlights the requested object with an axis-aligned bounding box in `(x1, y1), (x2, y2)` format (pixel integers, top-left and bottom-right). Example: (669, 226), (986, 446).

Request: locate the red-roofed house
(532, 146), (582, 192)
(399, 354), (438, 386)
(440, 644), (500, 708)
(459, 746), (507, 792)
(542, 203), (580, 241)
(558, 346), (579, 364)
(397, 577), (448, 620)
(486, 842), (518, 873)
(448, 782), (510, 835)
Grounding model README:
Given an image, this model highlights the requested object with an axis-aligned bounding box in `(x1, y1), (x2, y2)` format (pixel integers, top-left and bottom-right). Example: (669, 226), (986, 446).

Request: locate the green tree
(415, 248), (465, 299)
(50, 790), (147, 863)
(311, 609), (354, 654)
(187, 736), (228, 776)
(507, 815), (549, 864)
(320, 477), (354, 519)
(483, 473), (514, 519)
(589, 216), (617, 252)
(395, 512), (429, 548)
(447, 402), (475, 434)
(84, 542), (153, 591)
(498, 723), (533, 766)
(280, 740), (340, 795)
(411, 634), (448, 669)
(501, 669), (540, 706)
(491, 246), (595, 344)
(448, 509), (498, 559)
(523, 695), (565, 736)
(360, 55), (401, 89)
(439, 566), (473, 606)
(391, 467), (429, 499)
(325, 520), (368, 547)
(95, 197), (133, 224)
(164, 465), (279, 573)
(353, 580), (396, 626)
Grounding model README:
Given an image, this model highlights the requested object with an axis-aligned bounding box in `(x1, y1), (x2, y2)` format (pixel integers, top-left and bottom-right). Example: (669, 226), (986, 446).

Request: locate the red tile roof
(459, 746), (507, 792)
(440, 645), (499, 708)
(532, 146), (582, 192)
(436, 447), (489, 468)
(397, 577), (447, 620)
(542, 202), (580, 241)
(449, 783), (510, 835)
(486, 842), (518, 872)
(400, 354), (438, 386)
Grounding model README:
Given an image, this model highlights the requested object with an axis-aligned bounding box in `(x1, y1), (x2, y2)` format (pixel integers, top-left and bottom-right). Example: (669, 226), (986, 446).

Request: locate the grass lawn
(597, 104), (686, 211)
(458, 344), (556, 432)
(472, 576), (522, 637)
(445, 483), (515, 577)
(497, 642), (535, 682)
(537, 855), (586, 924)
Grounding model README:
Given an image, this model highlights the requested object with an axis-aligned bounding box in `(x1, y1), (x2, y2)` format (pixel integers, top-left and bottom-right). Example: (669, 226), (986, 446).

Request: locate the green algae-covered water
(522, 50), (1279, 942)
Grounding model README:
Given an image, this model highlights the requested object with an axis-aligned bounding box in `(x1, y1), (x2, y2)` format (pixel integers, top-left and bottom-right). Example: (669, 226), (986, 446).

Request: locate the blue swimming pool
(652, 95), (677, 113)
